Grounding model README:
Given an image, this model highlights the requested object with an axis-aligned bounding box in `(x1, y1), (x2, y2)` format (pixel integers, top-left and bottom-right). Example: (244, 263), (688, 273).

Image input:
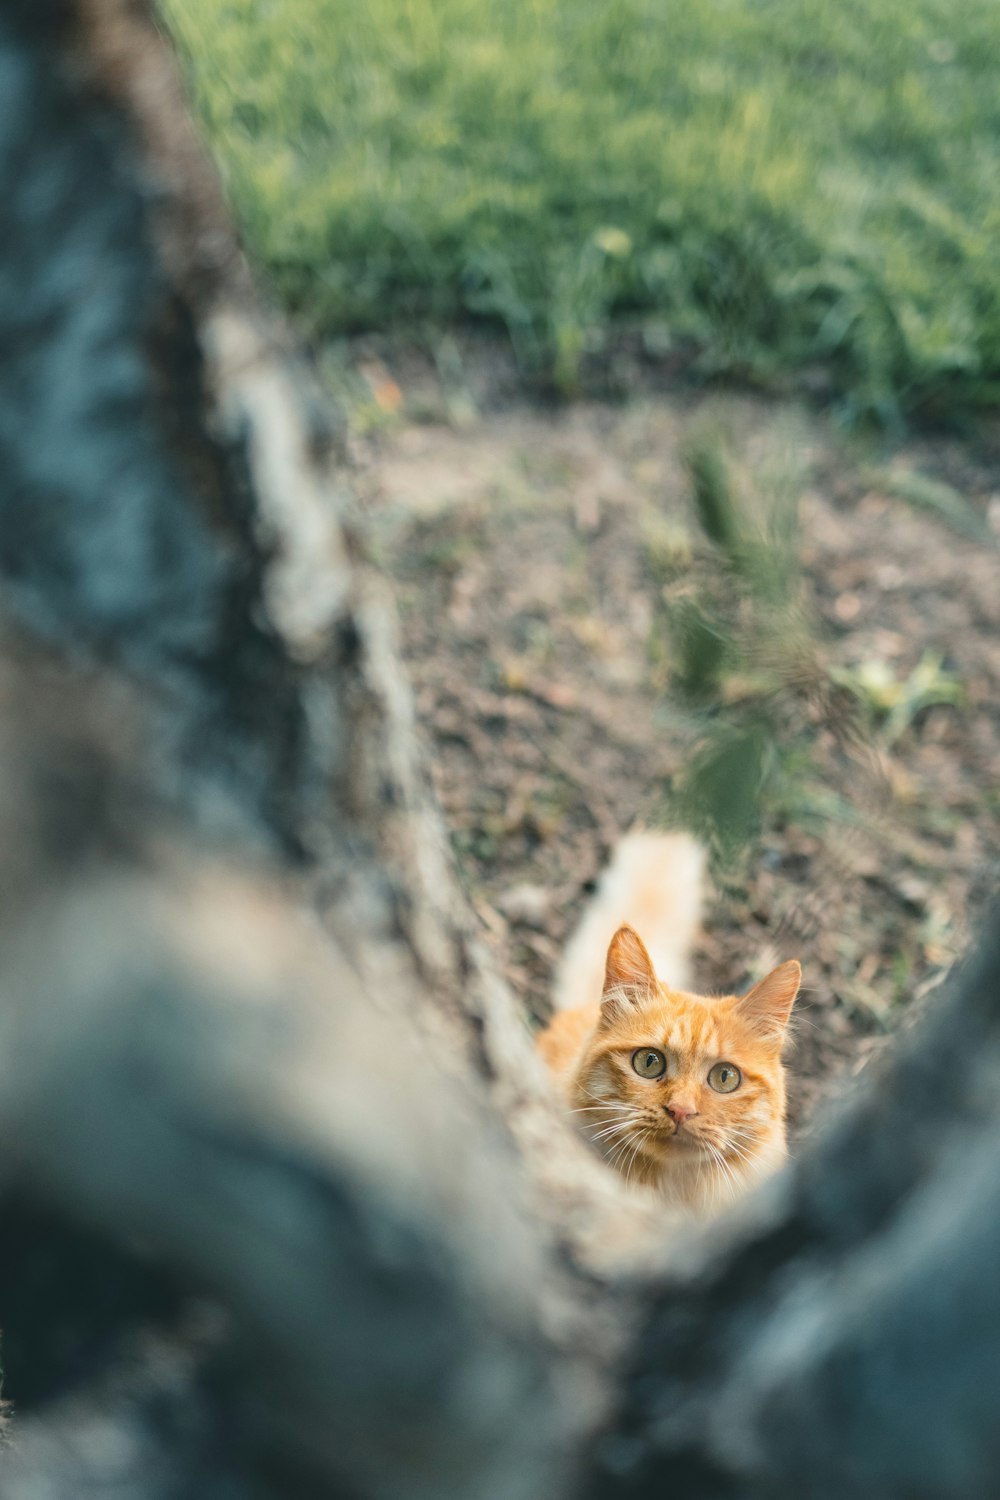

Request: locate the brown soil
(345, 340), (1000, 1138)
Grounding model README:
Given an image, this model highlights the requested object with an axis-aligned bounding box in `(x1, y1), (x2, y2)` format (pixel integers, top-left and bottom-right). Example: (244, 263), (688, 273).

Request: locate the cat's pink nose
(665, 1102), (697, 1126)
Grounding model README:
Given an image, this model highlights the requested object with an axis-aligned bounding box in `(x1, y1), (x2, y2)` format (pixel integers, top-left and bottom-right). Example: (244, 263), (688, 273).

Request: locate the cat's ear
(604, 924), (657, 993)
(733, 959), (801, 1045)
(601, 926), (657, 1025)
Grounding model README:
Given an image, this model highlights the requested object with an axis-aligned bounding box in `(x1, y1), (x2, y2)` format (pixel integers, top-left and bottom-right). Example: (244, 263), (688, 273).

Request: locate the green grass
(163, 0), (1000, 422)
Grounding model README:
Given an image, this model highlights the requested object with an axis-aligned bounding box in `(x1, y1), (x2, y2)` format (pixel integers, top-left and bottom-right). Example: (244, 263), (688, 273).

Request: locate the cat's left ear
(733, 959), (801, 1046)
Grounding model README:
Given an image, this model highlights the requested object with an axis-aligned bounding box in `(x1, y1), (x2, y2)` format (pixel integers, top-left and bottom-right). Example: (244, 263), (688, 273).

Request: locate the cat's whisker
(590, 1122), (638, 1140)
(641, 1130), (658, 1179)
(624, 1130), (651, 1186)
(606, 1140), (629, 1173)
(700, 1149), (725, 1209)
(703, 1128), (740, 1148)
(608, 1131), (641, 1174)
(718, 1159), (741, 1204)
(571, 1101), (634, 1111)
(698, 1141), (723, 1202)
(723, 1138), (759, 1161)
(621, 1136), (640, 1184)
(722, 1140), (755, 1164)
(589, 1115), (641, 1139)
(587, 1110), (641, 1128)
(583, 1120), (637, 1141)
(581, 1086), (630, 1108)
(722, 1129), (760, 1153)
(704, 1139), (740, 1202)
(716, 1134), (755, 1170)
(724, 1143), (757, 1172)
(570, 1104), (636, 1117)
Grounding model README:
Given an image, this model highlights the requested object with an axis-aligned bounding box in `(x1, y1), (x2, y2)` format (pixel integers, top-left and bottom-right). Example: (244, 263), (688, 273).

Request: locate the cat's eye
(708, 1062), (742, 1094)
(631, 1048), (666, 1079)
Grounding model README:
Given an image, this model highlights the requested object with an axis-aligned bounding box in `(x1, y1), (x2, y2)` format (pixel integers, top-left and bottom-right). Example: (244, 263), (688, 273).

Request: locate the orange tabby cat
(537, 833), (799, 1215)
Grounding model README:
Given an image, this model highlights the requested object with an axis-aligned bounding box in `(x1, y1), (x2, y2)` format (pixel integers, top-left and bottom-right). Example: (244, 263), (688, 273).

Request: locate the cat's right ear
(601, 925), (656, 1026)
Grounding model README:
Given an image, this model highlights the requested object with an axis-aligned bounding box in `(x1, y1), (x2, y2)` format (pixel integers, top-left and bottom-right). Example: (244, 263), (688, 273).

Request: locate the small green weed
(657, 428), (826, 858)
(867, 465), (994, 543)
(831, 651), (965, 746)
(655, 427), (968, 858)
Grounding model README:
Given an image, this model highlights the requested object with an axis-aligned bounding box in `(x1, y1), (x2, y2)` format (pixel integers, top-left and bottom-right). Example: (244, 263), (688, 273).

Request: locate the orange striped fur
(538, 838), (799, 1215)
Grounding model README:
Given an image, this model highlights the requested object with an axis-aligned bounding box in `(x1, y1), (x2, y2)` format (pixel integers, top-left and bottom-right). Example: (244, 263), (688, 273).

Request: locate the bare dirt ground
(341, 339), (1000, 1136)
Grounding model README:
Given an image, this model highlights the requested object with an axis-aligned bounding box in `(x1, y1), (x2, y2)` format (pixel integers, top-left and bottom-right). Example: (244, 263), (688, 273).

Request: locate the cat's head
(574, 925), (799, 1190)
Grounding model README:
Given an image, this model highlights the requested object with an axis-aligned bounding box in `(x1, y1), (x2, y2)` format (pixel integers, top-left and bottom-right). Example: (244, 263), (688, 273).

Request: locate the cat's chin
(651, 1133), (734, 1175)
(647, 1130), (702, 1156)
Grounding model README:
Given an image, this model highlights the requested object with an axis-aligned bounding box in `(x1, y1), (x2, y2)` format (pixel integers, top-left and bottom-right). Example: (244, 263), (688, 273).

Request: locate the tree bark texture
(0, 4), (998, 1499)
